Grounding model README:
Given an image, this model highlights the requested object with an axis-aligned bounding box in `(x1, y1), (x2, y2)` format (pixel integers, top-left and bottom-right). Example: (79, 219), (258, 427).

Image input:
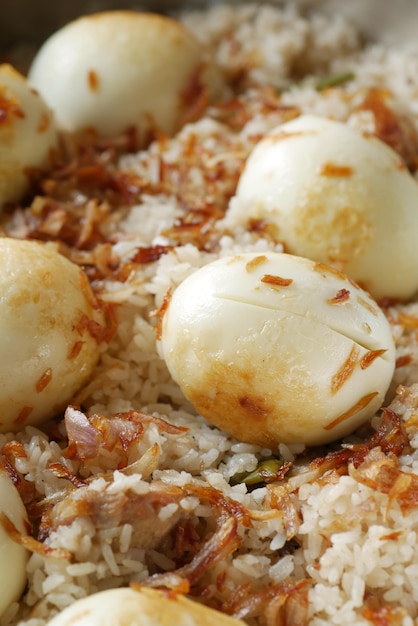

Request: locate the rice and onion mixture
(3, 3), (418, 625)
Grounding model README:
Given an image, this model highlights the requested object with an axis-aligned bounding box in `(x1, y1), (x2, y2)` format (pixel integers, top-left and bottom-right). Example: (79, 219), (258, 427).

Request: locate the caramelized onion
(145, 515), (241, 590)
(64, 406), (188, 467)
(64, 406), (102, 460)
(349, 447), (418, 513)
(309, 408), (408, 477)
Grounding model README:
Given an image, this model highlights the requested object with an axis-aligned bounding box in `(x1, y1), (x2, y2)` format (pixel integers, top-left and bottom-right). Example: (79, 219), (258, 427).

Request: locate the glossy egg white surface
(0, 239), (107, 433)
(158, 252), (396, 447)
(0, 64), (57, 208)
(46, 586), (246, 626)
(0, 470), (29, 618)
(233, 114), (418, 301)
(28, 11), (225, 141)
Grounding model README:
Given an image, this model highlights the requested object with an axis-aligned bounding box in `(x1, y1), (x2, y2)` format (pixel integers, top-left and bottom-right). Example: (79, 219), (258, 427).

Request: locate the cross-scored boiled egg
(233, 114), (418, 301)
(0, 469), (29, 617)
(0, 64), (58, 208)
(0, 238), (108, 433)
(46, 586), (246, 626)
(28, 11), (225, 141)
(158, 252), (395, 448)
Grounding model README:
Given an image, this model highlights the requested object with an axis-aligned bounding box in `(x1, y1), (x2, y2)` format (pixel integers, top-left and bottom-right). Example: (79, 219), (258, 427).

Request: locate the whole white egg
(233, 114), (418, 301)
(28, 11), (225, 141)
(0, 469), (29, 617)
(0, 64), (58, 208)
(46, 586), (246, 626)
(0, 238), (107, 433)
(158, 252), (395, 448)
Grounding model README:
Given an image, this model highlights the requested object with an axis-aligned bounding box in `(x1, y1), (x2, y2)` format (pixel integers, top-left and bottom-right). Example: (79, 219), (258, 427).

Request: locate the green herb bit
(315, 71), (355, 91)
(230, 458), (290, 487)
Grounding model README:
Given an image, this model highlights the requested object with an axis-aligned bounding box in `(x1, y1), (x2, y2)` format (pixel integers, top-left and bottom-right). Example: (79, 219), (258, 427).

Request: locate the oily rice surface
(2, 4), (418, 626)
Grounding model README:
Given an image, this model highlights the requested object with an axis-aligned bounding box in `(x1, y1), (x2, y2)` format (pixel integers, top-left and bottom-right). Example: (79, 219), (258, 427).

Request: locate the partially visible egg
(28, 11), (225, 141)
(0, 238), (108, 433)
(158, 252), (395, 448)
(46, 586), (246, 626)
(0, 469), (29, 617)
(233, 114), (418, 301)
(0, 64), (58, 208)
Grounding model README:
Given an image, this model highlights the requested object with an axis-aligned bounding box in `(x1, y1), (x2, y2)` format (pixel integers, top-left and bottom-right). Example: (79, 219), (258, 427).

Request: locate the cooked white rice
(2, 3), (418, 625)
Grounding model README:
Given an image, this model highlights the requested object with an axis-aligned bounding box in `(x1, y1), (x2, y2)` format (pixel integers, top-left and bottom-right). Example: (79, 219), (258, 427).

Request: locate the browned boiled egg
(0, 238), (108, 433)
(46, 587), (246, 626)
(0, 469), (29, 618)
(28, 11), (225, 141)
(232, 114), (418, 301)
(158, 252), (395, 448)
(0, 64), (58, 209)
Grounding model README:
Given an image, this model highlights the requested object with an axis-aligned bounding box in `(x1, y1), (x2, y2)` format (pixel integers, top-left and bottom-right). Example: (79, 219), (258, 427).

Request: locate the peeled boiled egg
(0, 238), (107, 433)
(0, 469), (29, 617)
(0, 64), (58, 208)
(46, 586), (246, 626)
(28, 11), (225, 141)
(233, 114), (418, 301)
(158, 252), (395, 448)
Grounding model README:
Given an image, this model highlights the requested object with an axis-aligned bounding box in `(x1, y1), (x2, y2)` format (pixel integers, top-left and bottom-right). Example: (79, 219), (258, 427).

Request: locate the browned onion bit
(310, 407), (409, 476)
(357, 87), (418, 172)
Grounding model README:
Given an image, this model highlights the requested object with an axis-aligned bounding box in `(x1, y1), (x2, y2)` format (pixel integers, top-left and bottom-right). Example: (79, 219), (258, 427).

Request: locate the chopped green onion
(315, 71), (355, 91)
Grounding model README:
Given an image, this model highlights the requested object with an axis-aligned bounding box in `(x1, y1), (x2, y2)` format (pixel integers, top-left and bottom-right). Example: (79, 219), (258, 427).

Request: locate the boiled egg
(0, 469), (29, 617)
(28, 11), (225, 141)
(0, 238), (107, 433)
(46, 586), (246, 626)
(0, 64), (58, 208)
(233, 114), (418, 301)
(158, 252), (395, 448)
